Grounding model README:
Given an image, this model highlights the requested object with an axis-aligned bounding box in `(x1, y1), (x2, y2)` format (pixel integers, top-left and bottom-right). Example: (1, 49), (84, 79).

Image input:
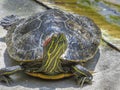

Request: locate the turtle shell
(6, 9), (101, 62)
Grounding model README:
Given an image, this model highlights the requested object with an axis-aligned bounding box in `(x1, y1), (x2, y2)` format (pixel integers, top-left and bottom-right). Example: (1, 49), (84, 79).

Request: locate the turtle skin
(0, 9), (101, 87)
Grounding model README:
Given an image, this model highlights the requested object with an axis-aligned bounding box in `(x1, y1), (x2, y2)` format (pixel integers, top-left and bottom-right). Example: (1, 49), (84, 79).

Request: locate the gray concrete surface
(0, 0), (120, 90)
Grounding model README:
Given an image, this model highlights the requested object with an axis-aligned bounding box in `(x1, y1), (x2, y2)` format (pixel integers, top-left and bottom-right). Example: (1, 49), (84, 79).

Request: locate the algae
(109, 15), (120, 25)
(103, 0), (120, 12)
(54, 0), (120, 38)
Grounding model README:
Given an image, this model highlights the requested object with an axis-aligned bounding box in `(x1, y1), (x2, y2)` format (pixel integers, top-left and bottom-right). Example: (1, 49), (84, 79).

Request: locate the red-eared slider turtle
(0, 9), (101, 86)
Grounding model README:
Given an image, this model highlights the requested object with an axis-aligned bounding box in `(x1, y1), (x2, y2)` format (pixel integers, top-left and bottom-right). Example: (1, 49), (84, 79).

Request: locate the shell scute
(6, 9), (101, 62)
(40, 9), (68, 21)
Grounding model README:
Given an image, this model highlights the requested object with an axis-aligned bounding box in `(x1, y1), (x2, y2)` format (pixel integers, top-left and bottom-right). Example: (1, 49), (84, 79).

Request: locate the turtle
(0, 9), (101, 87)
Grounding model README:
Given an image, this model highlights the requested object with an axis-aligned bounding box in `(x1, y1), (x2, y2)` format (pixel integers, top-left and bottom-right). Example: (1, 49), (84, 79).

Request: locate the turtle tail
(0, 15), (24, 30)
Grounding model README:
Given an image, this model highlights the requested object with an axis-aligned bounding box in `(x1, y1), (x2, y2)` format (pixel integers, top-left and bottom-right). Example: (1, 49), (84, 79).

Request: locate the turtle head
(41, 33), (67, 74)
(43, 33), (67, 57)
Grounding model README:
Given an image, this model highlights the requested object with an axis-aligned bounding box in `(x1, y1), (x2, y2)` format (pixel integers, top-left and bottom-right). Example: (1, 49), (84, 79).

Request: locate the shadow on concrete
(0, 37), (5, 43)
(84, 50), (100, 71)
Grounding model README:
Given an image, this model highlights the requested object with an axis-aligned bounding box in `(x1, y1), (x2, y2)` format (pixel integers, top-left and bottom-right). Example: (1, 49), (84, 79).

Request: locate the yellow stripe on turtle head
(39, 33), (67, 74)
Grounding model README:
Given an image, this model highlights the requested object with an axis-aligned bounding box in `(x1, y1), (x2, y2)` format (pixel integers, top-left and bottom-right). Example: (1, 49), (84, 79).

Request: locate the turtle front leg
(71, 65), (93, 87)
(0, 65), (23, 85)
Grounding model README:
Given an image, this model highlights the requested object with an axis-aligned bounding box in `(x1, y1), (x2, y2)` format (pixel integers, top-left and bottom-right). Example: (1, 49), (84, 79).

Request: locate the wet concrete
(0, 0), (46, 18)
(0, 0), (120, 90)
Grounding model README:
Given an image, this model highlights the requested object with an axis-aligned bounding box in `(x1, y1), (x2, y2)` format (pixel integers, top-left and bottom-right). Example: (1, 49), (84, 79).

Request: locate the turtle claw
(76, 77), (87, 87)
(76, 76), (92, 87)
(0, 75), (13, 85)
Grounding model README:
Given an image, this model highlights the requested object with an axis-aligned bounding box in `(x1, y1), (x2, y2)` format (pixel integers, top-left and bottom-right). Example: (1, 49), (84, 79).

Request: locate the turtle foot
(0, 15), (24, 30)
(75, 76), (92, 87)
(0, 65), (22, 85)
(72, 65), (93, 87)
(0, 75), (13, 85)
